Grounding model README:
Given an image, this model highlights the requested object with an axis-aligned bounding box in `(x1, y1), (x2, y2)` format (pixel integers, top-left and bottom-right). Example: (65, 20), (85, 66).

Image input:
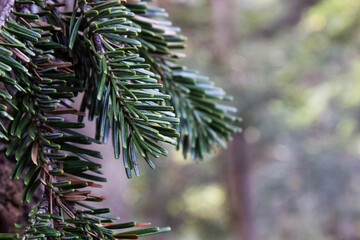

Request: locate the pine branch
(0, 0), (241, 239)
(0, 0), (170, 239)
(72, 0), (180, 177)
(125, 3), (242, 159)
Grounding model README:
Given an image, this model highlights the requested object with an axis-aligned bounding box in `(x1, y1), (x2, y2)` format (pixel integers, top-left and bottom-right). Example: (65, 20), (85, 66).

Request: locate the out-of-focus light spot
(269, 50), (286, 67)
(341, 59), (360, 107)
(168, 0), (206, 6)
(354, 138), (360, 157)
(272, 144), (292, 162)
(230, 54), (247, 72)
(305, 13), (326, 32)
(167, 199), (182, 216)
(244, 127), (261, 143)
(182, 184), (226, 219)
(336, 118), (356, 139)
(171, 151), (193, 165)
(286, 173), (303, 192)
(243, 0), (276, 8)
(350, 175), (360, 193)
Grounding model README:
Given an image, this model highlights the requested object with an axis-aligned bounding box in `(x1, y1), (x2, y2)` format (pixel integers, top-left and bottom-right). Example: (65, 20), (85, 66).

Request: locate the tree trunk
(223, 133), (255, 240)
(209, 2), (255, 238)
(0, 154), (27, 232)
(210, 0), (237, 64)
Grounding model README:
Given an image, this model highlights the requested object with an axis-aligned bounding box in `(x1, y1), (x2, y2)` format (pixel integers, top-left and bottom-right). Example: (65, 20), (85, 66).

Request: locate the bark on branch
(0, 0), (14, 27)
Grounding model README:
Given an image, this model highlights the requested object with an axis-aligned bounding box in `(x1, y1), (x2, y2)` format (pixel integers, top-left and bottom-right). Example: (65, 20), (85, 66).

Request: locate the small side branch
(93, 33), (104, 52)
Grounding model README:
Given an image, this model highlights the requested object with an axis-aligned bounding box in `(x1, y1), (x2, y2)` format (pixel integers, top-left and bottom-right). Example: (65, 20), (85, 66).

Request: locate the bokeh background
(77, 0), (360, 239)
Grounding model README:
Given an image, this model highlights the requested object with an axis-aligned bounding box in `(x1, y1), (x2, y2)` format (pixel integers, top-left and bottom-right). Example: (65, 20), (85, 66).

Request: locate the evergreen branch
(0, 0), (170, 238)
(0, 0), (240, 239)
(125, 2), (242, 159)
(73, 0), (179, 178)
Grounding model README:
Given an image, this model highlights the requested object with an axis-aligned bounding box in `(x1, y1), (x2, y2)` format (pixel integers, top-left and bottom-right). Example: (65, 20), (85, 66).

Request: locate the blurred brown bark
(223, 133), (255, 240)
(210, 0), (237, 63)
(0, 154), (27, 232)
(210, 1), (255, 239)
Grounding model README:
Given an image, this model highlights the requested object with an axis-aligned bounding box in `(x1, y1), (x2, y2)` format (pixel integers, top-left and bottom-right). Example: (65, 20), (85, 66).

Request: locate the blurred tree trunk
(210, 1), (255, 239)
(223, 133), (255, 240)
(0, 154), (27, 233)
(210, 0), (237, 63)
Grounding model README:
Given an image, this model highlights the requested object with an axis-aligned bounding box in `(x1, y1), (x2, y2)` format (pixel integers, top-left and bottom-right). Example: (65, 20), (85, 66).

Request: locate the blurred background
(84, 0), (360, 239)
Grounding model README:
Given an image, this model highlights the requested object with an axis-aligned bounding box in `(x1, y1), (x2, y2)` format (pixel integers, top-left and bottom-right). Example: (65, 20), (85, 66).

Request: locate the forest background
(127, 1), (360, 239)
(7, 0), (360, 240)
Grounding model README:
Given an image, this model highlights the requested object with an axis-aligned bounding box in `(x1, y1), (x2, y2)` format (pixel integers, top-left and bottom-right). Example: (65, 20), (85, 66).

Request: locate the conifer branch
(0, 0), (240, 239)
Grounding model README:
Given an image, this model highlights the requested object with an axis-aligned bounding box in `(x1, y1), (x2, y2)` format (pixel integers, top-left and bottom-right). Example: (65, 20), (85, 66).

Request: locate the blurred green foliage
(130, 0), (360, 239)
